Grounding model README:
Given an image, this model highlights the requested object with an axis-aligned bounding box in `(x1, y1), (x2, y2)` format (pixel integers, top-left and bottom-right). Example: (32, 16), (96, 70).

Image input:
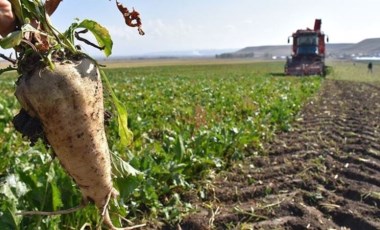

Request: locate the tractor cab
(296, 33), (318, 55)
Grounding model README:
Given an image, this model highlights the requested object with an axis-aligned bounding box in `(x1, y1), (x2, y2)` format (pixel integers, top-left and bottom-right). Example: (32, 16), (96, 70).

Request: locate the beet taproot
(15, 57), (123, 229)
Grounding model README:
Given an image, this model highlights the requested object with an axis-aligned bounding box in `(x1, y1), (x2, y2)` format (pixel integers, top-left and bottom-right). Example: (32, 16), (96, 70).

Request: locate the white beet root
(15, 57), (120, 228)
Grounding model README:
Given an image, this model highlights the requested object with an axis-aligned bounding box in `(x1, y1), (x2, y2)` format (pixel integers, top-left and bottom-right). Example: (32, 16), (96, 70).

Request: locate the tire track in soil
(179, 80), (380, 230)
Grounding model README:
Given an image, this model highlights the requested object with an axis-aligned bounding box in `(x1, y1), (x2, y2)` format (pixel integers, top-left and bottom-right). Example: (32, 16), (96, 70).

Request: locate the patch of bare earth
(177, 80), (380, 230)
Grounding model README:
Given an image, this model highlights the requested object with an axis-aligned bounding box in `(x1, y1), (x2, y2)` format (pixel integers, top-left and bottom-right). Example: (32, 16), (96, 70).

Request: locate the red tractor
(285, 19), (328, 76)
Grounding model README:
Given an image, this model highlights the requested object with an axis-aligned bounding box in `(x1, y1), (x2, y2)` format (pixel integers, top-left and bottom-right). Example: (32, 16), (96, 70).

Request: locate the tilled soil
(179, 80), (380, 230)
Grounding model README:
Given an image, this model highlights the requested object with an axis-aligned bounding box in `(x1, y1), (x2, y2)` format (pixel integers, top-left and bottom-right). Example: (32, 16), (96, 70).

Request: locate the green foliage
(328, 61), (380, 83)
(64, 19), (113, 57)
(101, 70), (133, 147)
(0, 62), (322, 228)
(0, 0), (113, 67)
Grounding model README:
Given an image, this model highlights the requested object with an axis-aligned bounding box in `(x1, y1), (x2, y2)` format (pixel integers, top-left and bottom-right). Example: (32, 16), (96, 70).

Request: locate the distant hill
(216, 38), (380, 59)
(333, 38), (380, 57)
(216, 45), (290, 59)
(141, 49), (238, 58)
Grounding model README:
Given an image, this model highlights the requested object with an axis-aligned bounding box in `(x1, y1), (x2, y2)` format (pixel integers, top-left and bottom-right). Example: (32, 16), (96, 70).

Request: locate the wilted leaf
(116, 0), (145, 35)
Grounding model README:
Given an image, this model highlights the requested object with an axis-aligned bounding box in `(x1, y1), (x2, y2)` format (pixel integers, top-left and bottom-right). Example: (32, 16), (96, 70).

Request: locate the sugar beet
(15, 57), (120, 229)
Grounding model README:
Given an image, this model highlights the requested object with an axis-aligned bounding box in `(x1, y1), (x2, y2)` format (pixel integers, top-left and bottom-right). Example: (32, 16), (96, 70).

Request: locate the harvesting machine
(285, 19), (328, 76)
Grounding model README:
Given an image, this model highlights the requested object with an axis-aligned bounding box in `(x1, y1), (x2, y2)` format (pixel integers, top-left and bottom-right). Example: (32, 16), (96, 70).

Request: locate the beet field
(1, 60), (327, 229)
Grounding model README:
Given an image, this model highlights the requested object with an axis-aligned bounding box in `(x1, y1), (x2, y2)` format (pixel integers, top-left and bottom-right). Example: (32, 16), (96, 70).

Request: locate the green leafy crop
(0, 62), (322, 228)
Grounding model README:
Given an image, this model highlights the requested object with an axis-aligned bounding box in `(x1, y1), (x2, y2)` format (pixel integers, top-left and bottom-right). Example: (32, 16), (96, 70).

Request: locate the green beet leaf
(100, 70), (133, 147)
(78, 19), (113, 57)
(0, 31), (23, 49)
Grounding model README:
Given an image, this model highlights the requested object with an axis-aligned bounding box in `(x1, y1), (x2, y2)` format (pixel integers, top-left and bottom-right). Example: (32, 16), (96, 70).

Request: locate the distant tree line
(215, 52), (255, 59)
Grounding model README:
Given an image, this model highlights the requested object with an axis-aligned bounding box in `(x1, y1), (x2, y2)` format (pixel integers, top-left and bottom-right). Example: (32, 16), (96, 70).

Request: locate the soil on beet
(164, 79), (380, 230)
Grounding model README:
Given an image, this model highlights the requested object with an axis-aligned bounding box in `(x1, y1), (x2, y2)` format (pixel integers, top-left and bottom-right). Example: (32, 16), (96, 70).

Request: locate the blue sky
(5, 0), (380, 57)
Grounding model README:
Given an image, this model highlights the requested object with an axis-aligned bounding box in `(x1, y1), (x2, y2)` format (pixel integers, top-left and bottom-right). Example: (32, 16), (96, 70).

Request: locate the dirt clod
(12, 108), (48, 146)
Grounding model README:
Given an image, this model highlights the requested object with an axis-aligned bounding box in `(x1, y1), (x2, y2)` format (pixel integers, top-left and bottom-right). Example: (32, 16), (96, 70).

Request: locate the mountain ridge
(217, 38), (380, 59)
